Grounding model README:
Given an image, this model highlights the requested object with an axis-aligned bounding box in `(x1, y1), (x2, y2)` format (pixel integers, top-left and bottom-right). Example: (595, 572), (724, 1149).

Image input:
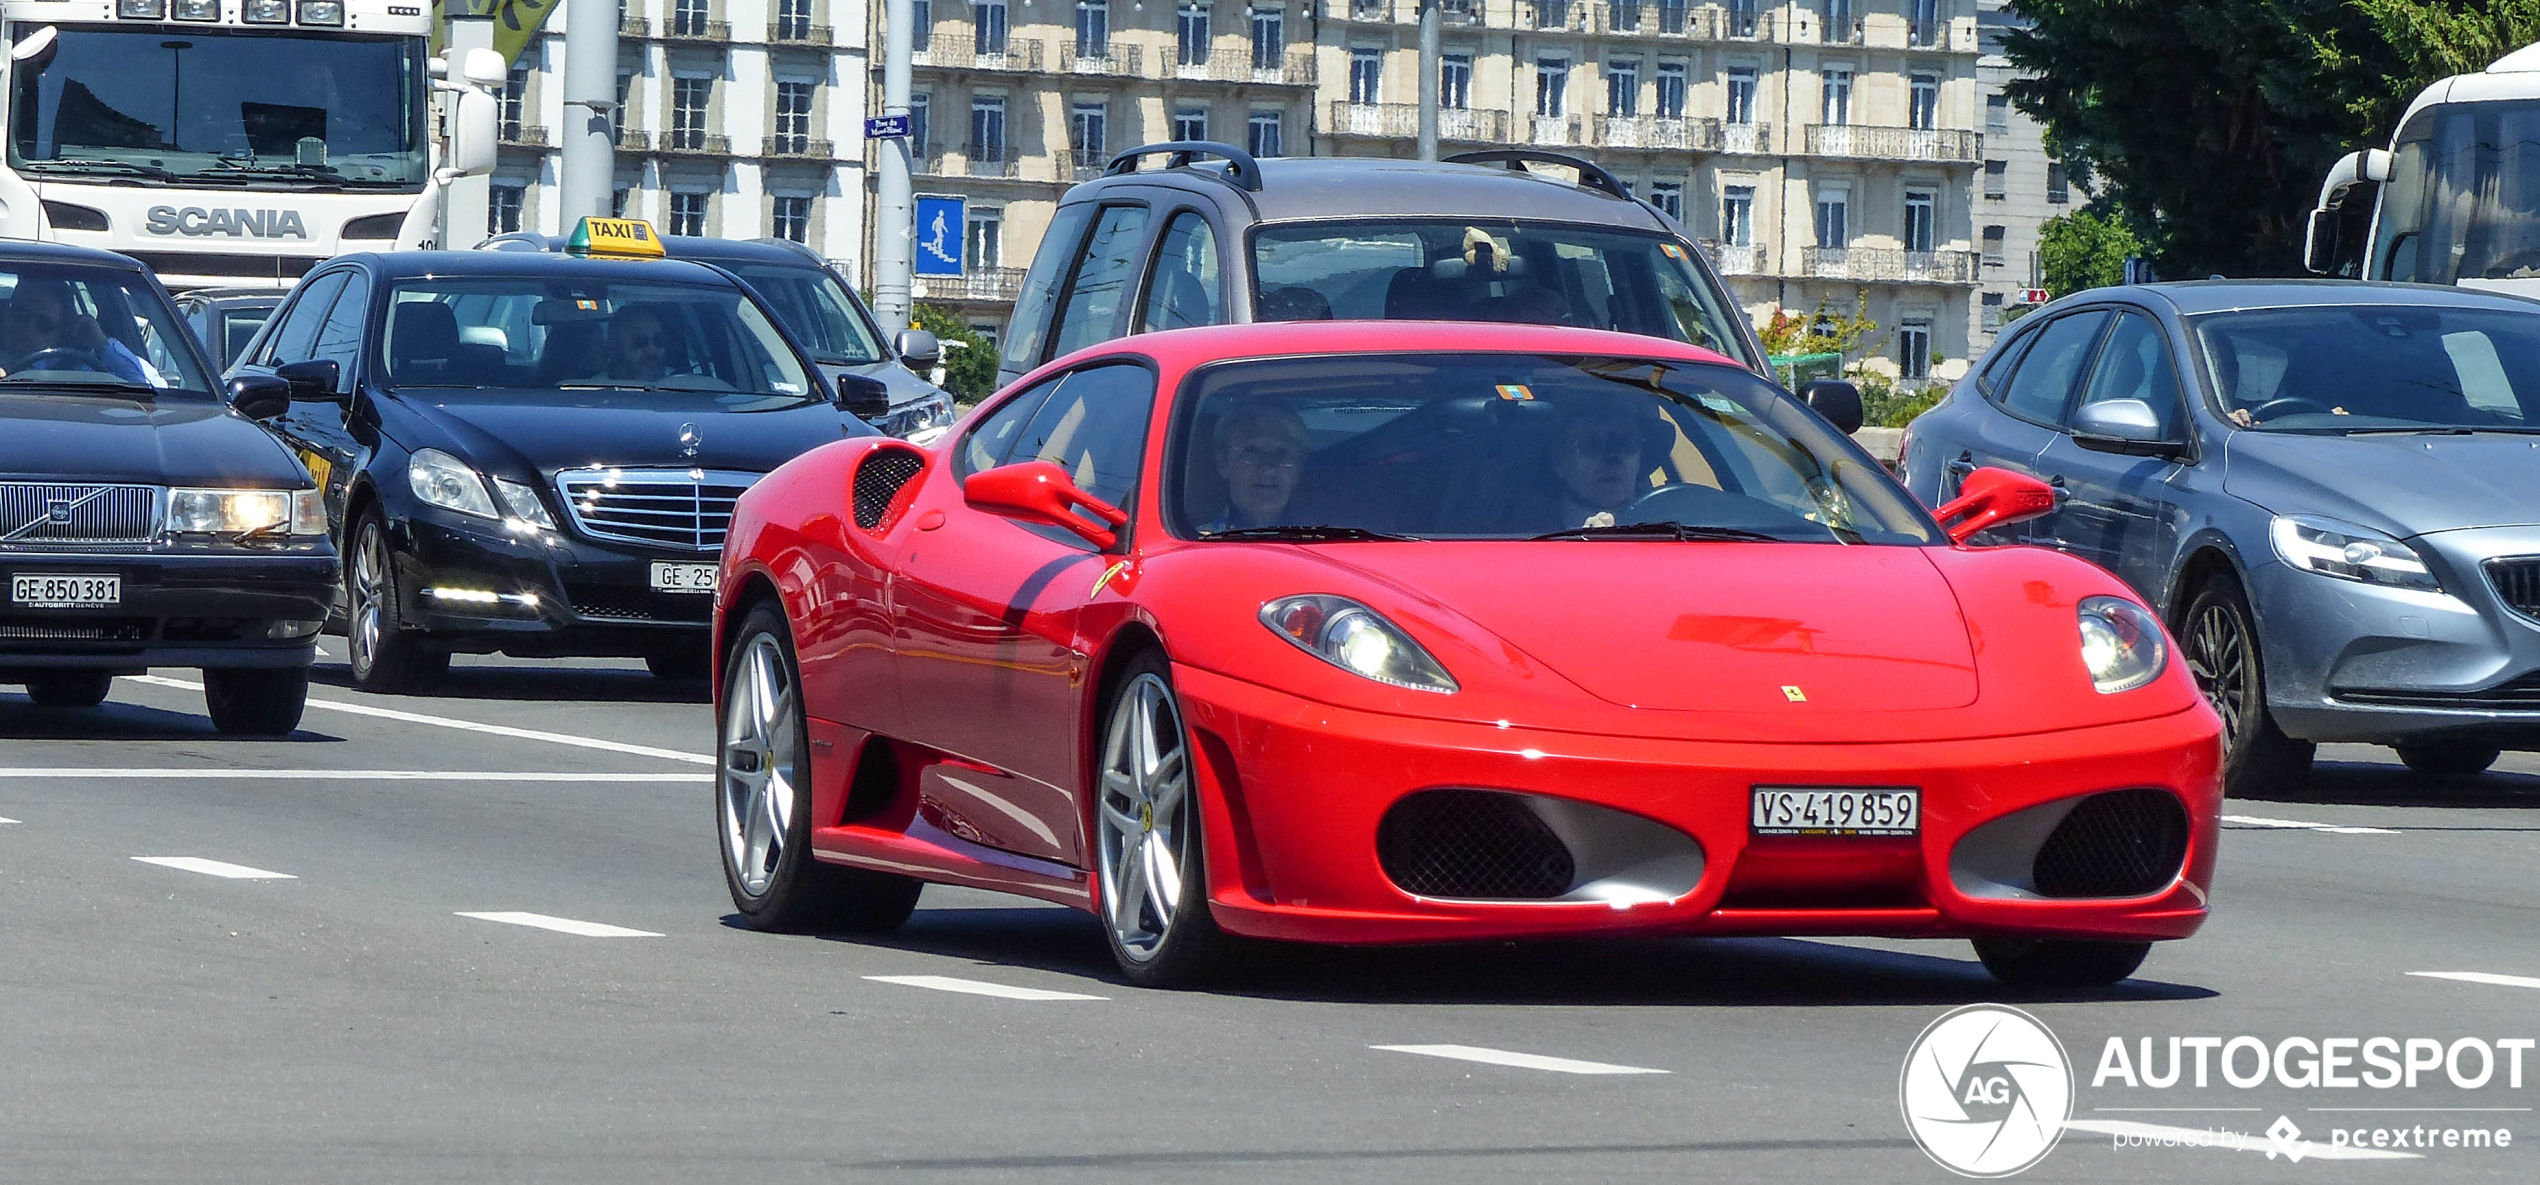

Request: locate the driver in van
(1, 277), (153, 384)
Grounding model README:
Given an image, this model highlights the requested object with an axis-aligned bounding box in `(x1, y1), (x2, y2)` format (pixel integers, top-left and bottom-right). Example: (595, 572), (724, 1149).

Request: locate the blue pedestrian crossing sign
(914, 195), (964, 276)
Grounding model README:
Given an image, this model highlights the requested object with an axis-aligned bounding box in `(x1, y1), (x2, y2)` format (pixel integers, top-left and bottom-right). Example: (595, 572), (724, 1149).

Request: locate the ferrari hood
(1322, 544), (1980, 712)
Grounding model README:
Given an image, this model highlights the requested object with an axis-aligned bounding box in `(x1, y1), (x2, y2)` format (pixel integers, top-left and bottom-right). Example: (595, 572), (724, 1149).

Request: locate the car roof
(326, 250), (743, 285)
(1046, 319), (1741, 376)
(1091, 157), (1671, 230)
(178, 287), (286, 304)
(0, 239), (151, 272)
(478, 233), (825, 268)
(2095, 279), (2540, 316)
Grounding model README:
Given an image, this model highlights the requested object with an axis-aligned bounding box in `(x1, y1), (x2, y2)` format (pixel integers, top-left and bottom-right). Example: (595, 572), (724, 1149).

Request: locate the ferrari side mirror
(1934, 466), (2057, 545)
(962, 460), (1127, 550)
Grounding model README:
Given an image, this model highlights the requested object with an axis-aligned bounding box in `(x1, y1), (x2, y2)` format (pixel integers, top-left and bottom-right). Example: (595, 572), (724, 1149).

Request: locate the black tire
(345, 509), (448, 694)
(2396, 744), (2501, 781)
(1096, 648), (1241, 989)
(1973, 938), (2153, 988)
(23, 672), (112, 707)
(645, 648), (713, 681)
(2180, 575), (2313, 796)
(203, 668), (310, 736)
(718, 603), (920, 933)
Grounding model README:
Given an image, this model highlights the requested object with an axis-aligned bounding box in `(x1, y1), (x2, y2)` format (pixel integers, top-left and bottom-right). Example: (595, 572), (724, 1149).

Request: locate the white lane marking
(133, 856), (296, 880)
(1371, 1044), (1670, 1076)
(2062, 1119), (2419, 1160)
(0, 768), (706, 782)
(0, 816), (20, 824)
(129, 675), (713, 766)
(2222, 813), (2400, 835)
(456, 911), (662, 938)
(864, 974), (1108, 1001)
(2409, 970), (2540, 991)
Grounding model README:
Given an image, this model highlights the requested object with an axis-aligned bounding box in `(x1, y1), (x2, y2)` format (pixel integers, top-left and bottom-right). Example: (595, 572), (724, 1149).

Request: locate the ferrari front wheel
(1096, 650), (1235, 989)
(1973, 938), (2152, 988)
(719, 604), (920, 933)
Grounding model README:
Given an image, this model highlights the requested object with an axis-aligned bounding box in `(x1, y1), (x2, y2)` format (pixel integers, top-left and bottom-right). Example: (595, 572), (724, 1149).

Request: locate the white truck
(0, 0), (495, 291)
(2307, 43), (2540, 294)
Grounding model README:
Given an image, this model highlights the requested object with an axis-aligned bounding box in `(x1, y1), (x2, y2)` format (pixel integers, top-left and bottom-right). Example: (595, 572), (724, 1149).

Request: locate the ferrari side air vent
(1377, 789), (1576, 900)
(852, 448), (927, 532)
(2031, 789), (2189, 899)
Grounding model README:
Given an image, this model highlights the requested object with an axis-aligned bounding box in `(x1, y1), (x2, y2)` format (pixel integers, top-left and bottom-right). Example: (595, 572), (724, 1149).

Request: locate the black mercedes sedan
(225, 245), (882, 692)
(1, 241), (333, 733)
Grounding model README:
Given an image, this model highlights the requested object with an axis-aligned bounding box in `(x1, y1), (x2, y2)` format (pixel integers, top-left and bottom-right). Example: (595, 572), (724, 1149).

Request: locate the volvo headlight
(167, 488), (326, 536)
(243, 0), (289, 22)
(2268, 514), (2442, 593)
(408, 448), (500, 519)
(2078, 595), (2167, 694)
(1260, 594), (1458, 693)
(490, 476), (558, 531)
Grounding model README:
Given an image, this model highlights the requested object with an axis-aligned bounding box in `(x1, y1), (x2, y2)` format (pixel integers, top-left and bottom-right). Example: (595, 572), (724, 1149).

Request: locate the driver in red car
(1198, 399), (1308, 533)
(1, 277), (154, 385)
(1541, 392), (1661, 530)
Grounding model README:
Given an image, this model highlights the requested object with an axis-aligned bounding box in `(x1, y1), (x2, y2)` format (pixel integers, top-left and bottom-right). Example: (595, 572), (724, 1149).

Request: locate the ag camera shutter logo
(1900, 1004), (2074, 1177)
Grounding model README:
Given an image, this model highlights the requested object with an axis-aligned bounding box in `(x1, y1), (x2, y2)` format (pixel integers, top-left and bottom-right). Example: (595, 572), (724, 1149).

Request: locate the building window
(1904, 189), (1935, 252)
(1726, 67), (1756, 125)
(1814, 188), (1847, 247)
(1655, 61), (1685, 119)
(1986, 93), (2009, 134)
(1177, 2), (1209, 67)
(1982, 225), (2006, 267)
(772, 195), (811, 242)
(975, 0), (1008, 53)
(774, 81), (814, 152)
(1248, 109), (1283, 158)
(1899, 319), (1932, 379)
(1722, 184), (1754, 246)
(669, 191), (709, 237)
(672, 0), (710, 36)
(1070, 100), (1107, 172)
(612, 71), (631, 142)
(1350, 47), (1380, 104)
(1173, 105), (1207, 141)
(1820, 67), (1852, 125)
(1607, 57), (1638, 118)
(671, 76), (711, 149)
(966, 205), (1002, 270)
(1909, 73), (1938, 131)
(1534, 57), (1567, 117)
(1908, 0), (1940, 45)
(1649, 180), (1683, 221)
(970, 95), (1006, 158)
(777, 0), (812, 40)
(1076, 0), (1108, 57)
(1981, 291), (2005, 331)
(1821, 0), (1853, 38)
(1250, 7), (1283, 71)
(2047, 161), (2070, 203)
(501, 64), (528, 140)
(1984, 159), (2006, 199)
(611, 187), (630, 218)
(912, 0), (931, 49)
(1441, 53), (1472, 110)
(490, 183), (524, 233)
(910, 93), (931, 154)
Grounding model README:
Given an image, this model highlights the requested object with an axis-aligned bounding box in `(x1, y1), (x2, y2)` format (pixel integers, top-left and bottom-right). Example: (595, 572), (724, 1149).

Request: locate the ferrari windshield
(1250, 220), (1751, 362)
(1169, 353), (1935, 544)
(382, 277), (816, 403)
(2193, 305), (2540, 432)
(0, 263), (213, 395)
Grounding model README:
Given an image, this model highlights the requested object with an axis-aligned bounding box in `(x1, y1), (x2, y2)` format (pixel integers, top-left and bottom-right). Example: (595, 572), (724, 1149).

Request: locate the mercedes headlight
(2078, 595), (2167, 694)
(167, 488), (326, 536)
(1260, 595), (1458, 694)
(408, 448), (500, 519)
(491, 476), (558, 531)
(2268, 514), (2441, 592)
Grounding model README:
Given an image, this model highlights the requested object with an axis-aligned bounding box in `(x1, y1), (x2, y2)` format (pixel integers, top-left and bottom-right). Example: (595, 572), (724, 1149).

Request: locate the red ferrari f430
(711, 321), (2223, 988)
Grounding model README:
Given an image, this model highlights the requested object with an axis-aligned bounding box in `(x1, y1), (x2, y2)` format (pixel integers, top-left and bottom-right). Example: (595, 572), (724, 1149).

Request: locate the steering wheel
(4, 346), (110, 375)
(1619, 482), (1814, 534)
(2250, 397), (2332, 422)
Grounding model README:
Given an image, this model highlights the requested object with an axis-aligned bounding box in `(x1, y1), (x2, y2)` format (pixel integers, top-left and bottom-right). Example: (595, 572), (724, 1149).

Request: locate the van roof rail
(1442, 149), (1633, 202)
(1102, 141), (1264, 191)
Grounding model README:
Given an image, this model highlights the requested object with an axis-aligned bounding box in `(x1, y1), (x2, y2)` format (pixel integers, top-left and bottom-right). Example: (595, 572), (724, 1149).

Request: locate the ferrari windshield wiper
(1527, 522), (1785, 542)
(1202, 525), (1422, 542)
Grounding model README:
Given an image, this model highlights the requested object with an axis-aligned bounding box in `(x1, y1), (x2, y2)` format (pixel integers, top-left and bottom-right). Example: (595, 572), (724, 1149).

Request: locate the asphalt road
(4, 644), (2538, 1183)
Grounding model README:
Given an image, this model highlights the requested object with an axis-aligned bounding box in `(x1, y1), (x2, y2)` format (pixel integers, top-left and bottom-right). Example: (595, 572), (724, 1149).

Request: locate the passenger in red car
(1200, 399), (1308, 533)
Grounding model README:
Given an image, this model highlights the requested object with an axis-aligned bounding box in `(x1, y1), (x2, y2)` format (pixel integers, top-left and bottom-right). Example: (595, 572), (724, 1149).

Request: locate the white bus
(2306, 42), (2540, 295)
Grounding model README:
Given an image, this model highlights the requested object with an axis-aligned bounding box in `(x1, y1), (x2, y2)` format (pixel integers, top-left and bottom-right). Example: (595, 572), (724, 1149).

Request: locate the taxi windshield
(1168, 353), (1935, 544)
(0, 264), (213, 396)
(380, 277), (817, 402)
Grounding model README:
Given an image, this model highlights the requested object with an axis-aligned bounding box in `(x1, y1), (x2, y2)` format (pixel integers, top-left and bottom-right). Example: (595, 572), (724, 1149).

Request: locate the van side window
(999, 204), (1096, 377)
(1045, 205), (1152, 360)
(1139, 211), (1223, 333)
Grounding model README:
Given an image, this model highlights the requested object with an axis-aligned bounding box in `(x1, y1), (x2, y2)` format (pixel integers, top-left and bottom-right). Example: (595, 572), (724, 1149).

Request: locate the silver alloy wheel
(721, 634), (801, 898)
(2186, 602), (2249, 751)
(349, 521), (388, 678)
(1097, 672), (1193, 963)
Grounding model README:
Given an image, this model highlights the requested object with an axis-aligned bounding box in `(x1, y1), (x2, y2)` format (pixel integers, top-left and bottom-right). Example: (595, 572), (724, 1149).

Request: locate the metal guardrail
(1804, 124), (1980, 163)
(1171, 46), (1316, 86)
(1325, 101), (1511, 142)
(925, 267), (1028, 302)
(913, 39), (1045, 72)
(1800, 247), (1981, 284)
(1059, 43), (1144, 76)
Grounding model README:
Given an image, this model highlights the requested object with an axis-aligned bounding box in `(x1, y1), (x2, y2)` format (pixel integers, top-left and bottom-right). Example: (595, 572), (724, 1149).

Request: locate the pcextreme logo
(1900, 1004), (2074, 1178)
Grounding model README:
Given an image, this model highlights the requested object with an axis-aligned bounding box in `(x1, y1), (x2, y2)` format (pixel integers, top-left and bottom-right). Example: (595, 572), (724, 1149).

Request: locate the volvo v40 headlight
(2268, 514), (2442, 593)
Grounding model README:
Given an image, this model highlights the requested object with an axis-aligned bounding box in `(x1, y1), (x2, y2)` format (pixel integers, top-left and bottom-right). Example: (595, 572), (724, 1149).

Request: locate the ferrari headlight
(2078, 595), (2167, 694)
(166, 487), (325, 536)
(490, 476), (558, 531)
(2268, 514), (2442, 592)
(1260, 594), (1458, 694)
(408, 448), (500, 519)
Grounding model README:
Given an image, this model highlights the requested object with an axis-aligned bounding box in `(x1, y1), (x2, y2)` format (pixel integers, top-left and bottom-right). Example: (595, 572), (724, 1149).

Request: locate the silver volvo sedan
(1900, 281), (2540, 794)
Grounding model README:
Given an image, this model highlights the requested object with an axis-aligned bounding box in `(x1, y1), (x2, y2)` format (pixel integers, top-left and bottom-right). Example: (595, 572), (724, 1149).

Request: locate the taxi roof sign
(567, 217), (666, 260)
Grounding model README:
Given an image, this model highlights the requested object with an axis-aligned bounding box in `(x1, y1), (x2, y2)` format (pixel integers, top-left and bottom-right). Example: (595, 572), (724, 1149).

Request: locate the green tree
(2354, 1), (2540, 108)
(912, 303), (998, 404)
(2038, 210), (2145, 297)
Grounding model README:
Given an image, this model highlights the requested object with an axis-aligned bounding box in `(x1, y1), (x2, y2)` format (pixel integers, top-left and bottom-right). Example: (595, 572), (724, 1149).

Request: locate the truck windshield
(9, 27), (425, 188)
(2372, 99), (2540, 284)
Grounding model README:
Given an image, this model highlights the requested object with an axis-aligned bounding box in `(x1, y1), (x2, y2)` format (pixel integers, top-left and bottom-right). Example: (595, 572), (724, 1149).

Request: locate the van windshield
(728, 263), (886, 365)
(1250, 220), (1752, 363)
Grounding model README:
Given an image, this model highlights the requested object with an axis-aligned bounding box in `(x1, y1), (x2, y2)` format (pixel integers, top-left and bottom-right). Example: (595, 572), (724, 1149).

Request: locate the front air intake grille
(554, 468), (758, 552)
(2032, 789), (2189, 899)
(566, 585), (715, 625)
(0, 616), (151, 642)
(0, 483), (158, 544)
(2489, 557), (2540, 621)
(2335, 670), (2540, 709)
(1377, 789), (1576, 900)
(851, 448), (926, 531)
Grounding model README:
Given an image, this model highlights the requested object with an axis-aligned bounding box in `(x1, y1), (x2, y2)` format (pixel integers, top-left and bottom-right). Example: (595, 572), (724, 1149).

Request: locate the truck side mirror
(2304, 207), (2339, 276)
(447, 89), (497, 178)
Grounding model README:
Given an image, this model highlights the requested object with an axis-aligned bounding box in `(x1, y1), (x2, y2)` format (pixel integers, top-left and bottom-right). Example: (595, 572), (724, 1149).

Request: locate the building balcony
(1058, 43), (1144, 76)
(913, 39), (1045, 73)
(662, 17), (728, 41)
(924, 267), (1028, 303)
(1171, 47), (1316, 87)
(1325, 101), (1511, 142)
(1526, 113), (1582, 147)
(1716, 6), (1775, 40)
(1800, 246), (1981, 284)
(620, 14), (649, 35)
(1525, 0), (1593, 32)
(1718, 120), (1770, 154)
(661, 129), (731, 156)
(1812, 15), (1866, 45)
(1804, 124), (1980, 164)
(1323, 0), (1482, 27)
(762, 135), (833, 159)
(960, 142), (1022, 179)
(499, 124), (548, 148)
(1905, 18), (1953, 50)
(770, 20), (831, 45)
(1701, 240), (1768, 277)
(1599, 3), (1712, 37)
(1595, 114), (1721, 151)
(1067, 144), (1108, 181)
(614, 128), (650, 151)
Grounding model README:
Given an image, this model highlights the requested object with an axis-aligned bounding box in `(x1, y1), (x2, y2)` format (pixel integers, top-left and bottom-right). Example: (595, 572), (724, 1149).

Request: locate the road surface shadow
(0, 696), (342, 743)
(2249, 758), (2540, 810)
(820, 905), (2214, 1008)
(307, 660), (709, 705)
(844, 1135), (1915, 1172)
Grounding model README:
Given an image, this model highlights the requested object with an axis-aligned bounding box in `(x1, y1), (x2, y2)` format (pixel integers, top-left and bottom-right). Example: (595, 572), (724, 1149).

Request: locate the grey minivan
(1901, 281), (2540, 793)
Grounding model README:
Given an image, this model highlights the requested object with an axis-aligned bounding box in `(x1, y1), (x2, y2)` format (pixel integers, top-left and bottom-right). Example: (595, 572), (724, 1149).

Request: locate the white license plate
(1751, 787), (1920, 837)
(649, 562), (718, 594)
(11, 573), (121, 608)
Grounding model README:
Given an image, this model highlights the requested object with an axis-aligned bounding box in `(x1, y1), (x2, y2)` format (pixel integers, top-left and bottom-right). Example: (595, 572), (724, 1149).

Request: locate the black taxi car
(225, 222), (882, 692)
(1, 241), (331, 734)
